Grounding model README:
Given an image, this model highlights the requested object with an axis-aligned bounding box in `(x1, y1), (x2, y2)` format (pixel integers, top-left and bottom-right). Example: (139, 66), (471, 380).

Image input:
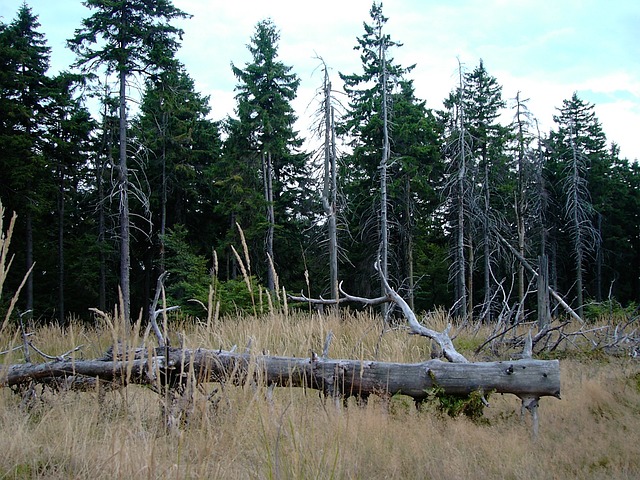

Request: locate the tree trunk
(515, 93), (527, 322)
(379, 41), (390, 310)
(405, 175), (415, 311)
(263, 151), (275, 292)
(321, 67), (338, 301)
(97, 145), (107, 312)
(455, 62), (468, 321)
(159, 110), (168, 274)
(118, 68), (131, 322)
(25, 211), (33, 317)
(467, 233), (474, 322)
(595, 212), (602, 302)
(57, 162), (65, 324)
(2, 348), (561, 404)
(537, 254), (551, 328)
(481, 156), (492, 323)
(329, 107), (338, 301)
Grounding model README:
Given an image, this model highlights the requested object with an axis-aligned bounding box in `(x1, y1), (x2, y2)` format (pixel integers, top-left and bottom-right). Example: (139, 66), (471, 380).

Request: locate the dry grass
(1, 311), (639, 479)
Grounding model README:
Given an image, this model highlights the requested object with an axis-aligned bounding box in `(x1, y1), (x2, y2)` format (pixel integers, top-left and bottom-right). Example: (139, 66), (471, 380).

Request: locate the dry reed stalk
(230, 244), (255, 316)
(0, 201), (36, 335)
(0, 200), (18, 297)
(266, 253), (280, 304)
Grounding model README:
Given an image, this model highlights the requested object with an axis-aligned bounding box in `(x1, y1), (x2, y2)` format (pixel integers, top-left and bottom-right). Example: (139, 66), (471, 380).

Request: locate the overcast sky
(2, 0), (639, 160)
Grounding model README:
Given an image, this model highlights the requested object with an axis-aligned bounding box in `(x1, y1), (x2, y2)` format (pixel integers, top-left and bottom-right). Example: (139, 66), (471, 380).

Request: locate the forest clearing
(1, 1), (639, 477)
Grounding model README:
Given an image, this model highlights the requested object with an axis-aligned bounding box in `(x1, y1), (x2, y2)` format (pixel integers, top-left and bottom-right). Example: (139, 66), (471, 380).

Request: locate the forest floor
(1, 311), (639, 479)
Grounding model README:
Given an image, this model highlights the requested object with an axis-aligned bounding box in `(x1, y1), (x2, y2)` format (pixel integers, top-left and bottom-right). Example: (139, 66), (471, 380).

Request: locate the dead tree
(2, 347), (560, 410)
(2, 284), (561, 437)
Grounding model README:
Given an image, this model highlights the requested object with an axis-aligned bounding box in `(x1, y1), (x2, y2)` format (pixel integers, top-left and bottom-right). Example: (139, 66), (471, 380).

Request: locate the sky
(2, 0), (640, 160)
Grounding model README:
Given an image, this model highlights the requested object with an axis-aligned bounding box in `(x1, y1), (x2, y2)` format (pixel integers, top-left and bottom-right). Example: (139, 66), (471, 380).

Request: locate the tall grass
(1, 311), (639, 479)
(2, 202), (639, 478)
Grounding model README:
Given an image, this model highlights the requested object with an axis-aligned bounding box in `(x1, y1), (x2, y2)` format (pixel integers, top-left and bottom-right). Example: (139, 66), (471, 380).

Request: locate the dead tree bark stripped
(1, 347), (561, 407)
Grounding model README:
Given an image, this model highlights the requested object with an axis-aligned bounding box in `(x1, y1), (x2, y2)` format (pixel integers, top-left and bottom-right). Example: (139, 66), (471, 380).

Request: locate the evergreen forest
(1, 1), (639, 325)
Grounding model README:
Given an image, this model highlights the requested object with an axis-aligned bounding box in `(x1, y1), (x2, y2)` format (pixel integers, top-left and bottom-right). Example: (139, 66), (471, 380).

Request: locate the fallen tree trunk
(2, 347), (561, 402)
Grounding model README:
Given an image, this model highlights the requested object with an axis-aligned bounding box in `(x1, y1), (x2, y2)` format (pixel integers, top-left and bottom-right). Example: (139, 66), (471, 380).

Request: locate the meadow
(1, 310), (639, 480)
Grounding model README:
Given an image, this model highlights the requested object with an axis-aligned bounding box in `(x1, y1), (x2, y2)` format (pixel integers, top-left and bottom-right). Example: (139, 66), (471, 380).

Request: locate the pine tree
(339, 2), (413, 299)
(390, 79), (444, 310)
(68, 0), (189, 321)
(230, 19), (307, 292)
(0, 4), (54, 318)
(462, 60), (509, 322)
(549, 93), (607, 318)
(440, 61), (472, 320)
(134, 62), (221, 309)
(44, 73), (95, 323)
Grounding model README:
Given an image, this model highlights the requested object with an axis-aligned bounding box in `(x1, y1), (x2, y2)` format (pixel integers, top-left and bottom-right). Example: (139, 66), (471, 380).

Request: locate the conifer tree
(134, 62), (221, 308)
(549, 93), (606, 318)
(462, 60), (509, 322)
(0, 4), (53, 317)
(68, 0), (189, 321)
(230, 19), (307, 292)
(339, 2), (413, 299)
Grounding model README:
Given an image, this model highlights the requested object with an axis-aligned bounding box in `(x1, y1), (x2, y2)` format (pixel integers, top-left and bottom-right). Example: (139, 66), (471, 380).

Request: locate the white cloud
(2, 0), (639, 159)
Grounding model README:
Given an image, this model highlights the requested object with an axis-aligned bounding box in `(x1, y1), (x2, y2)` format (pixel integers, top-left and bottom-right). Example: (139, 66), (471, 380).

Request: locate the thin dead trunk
(538, 254), (551, 328)
(57, 162), (65, 324)
(263, 151), (275, 292)
(456, 62), (468, 321)
(321, 65), (338, 301)
(379, 41), (390, 304)
(405, 175), (415, 311)
(514, 92), (527, 322)
(118, 67), (131, 322)
(25, 211), (33, 317)
(481, 156), (492, 323)
(97, 139), (108, 312)
(329, 107), (338, 301)
(159, 110), (168, 274)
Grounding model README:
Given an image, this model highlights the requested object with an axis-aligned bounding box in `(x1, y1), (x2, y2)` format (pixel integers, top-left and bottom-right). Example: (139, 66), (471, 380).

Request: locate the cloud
(2, 0), (639, 159)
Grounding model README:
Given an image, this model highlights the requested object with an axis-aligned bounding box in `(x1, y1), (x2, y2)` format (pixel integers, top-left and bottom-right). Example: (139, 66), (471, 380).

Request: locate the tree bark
(456, 61), (468, 321)
(1, 348), (561, 403)
(320, 65), (338, 301)
(25, 211), (33, 317)
(263, 151), (275, 292)
(119, 67), (131, 322)
(537, 254), (551, 328)
(379, 41), (390, 311)
(57, 161), (65, 324)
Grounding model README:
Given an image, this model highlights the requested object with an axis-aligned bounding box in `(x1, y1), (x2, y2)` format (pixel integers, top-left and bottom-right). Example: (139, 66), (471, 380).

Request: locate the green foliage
(162, 225), (271, 317)
(583, 299), (637, 322)
(67, 0), (189, 75)
(425, 372), (492, 422)
(227, 18), (310, 292)
(162, 225), (210, 316)
(214, 277), (263, 316)
(1, 2), (639, 324)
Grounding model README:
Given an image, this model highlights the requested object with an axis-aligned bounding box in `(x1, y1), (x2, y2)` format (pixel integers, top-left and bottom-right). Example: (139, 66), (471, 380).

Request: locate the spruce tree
(339, 2), (413, 299)
(549, 93), (607, 317)
(462, 60), (509, 322)
(0, 4), (53, 317)
(390, 79), (444, 310)
(68, 0), (189, 321)
(134, 62), (221, 309)
(230, 19), (307, 293)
